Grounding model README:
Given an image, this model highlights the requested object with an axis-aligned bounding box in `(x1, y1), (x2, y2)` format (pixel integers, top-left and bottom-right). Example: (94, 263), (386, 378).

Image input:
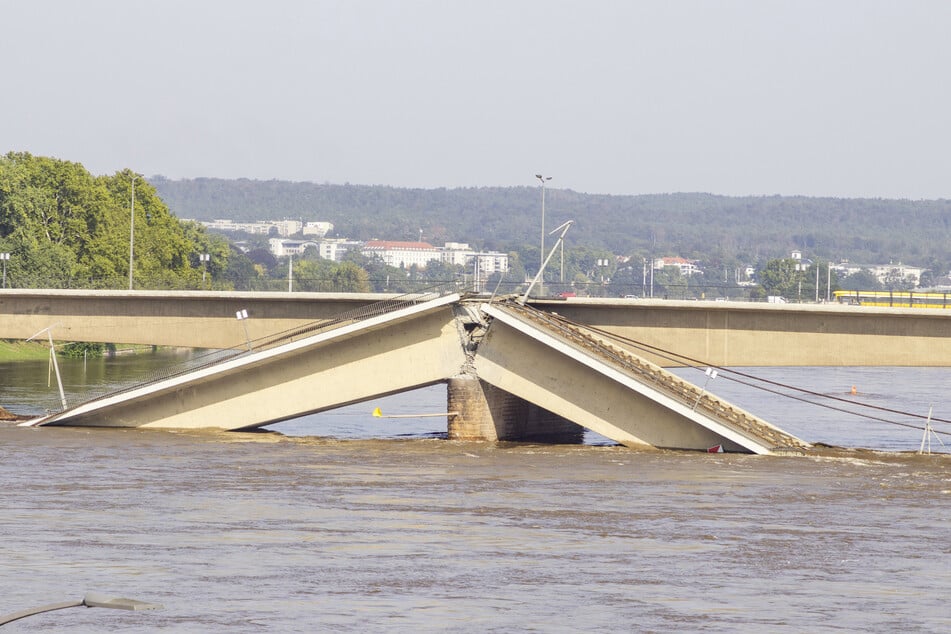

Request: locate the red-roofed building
(653, 256), (701, 277)
(362, 240), (441, 269)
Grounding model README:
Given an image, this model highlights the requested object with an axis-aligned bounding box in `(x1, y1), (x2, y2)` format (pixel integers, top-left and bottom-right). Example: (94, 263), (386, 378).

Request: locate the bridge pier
(447, 375), (584, 444)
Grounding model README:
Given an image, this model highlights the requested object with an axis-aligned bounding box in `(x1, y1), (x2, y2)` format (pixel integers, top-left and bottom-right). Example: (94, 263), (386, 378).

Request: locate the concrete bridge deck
(27, 293), (467, 431)
(3, 289), (951, 366)
(26, 294), (810, 454)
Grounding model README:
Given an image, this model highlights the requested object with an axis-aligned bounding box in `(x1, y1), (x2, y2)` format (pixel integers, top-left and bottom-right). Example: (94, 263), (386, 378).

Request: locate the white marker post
(693, 367), (718, 411)
(236, 309), (251, 351)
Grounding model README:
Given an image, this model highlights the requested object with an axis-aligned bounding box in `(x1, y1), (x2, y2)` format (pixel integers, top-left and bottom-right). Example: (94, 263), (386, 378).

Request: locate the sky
(3, 0), (951, 199)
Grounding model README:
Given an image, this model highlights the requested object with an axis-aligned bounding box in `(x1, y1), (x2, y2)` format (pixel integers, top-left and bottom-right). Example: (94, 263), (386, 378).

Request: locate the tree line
(4, 153), (946, 299)
(0, 152), (221, 289)
(151, 175), (951, 278)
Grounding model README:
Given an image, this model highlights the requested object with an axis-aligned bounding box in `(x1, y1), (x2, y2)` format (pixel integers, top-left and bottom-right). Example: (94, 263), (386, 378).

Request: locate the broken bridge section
(27, 291), (810, 455)
(471, 301), (810, 455)
(29, 293), (467, 431)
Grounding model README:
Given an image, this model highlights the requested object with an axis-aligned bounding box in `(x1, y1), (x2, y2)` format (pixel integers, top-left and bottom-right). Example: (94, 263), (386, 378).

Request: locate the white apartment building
(362, 240), (509, 273)
(831, 260), (924, 288)
(202, 219), (272, 235)
(869, 262), (924, 287)
(269, 238), (318, 257)
(441, 242), (509, 274)
(200, 219), (333, 238)
(302, 221), (334, 237)
(268, 238), (339, 261)
(362, 241), (441, 268)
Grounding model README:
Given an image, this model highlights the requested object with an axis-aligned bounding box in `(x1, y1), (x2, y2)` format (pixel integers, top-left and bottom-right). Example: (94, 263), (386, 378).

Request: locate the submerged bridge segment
(28, 293), (809, 455)
(29, 294), (466, 431)
(471, 302), (807, 454)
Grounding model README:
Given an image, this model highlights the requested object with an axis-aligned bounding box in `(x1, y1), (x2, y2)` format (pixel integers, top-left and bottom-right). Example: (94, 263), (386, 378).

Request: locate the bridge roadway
(2, 289), (951, 366)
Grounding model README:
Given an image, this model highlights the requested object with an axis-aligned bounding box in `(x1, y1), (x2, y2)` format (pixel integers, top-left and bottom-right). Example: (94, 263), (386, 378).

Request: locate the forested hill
(151, 176), (951, 267)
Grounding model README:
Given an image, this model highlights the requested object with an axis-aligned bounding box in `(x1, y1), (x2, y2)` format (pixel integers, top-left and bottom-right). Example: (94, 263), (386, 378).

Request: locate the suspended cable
(574, 320), (951, 439)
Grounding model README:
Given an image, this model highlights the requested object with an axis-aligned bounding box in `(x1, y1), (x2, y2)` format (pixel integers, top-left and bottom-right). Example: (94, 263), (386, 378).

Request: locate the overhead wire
(580, 322), (951, 440)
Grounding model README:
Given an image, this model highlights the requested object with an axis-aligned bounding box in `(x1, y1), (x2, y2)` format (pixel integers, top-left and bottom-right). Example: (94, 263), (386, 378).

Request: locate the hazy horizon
(4, 1), (951, 200)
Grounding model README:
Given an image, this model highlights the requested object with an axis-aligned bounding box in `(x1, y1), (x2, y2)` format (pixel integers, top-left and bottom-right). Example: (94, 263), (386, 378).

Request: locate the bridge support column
(447, 376), (584, 444)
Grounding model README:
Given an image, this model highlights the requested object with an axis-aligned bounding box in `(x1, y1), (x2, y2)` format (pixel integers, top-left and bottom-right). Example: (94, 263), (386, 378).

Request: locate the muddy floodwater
(0, 357), (949, 631)
(1, 426), (948, 632)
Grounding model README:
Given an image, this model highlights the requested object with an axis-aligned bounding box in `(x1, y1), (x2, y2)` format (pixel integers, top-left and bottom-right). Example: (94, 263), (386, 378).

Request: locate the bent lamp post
(0, 592), (163, 627)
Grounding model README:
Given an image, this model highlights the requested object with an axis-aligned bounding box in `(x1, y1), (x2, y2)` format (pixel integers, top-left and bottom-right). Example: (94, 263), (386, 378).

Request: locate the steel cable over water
(573, 320), (951, 441)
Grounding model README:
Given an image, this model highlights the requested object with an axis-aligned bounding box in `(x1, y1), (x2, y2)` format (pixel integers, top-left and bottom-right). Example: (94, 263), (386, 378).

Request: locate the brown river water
(1, 356), (949, 631)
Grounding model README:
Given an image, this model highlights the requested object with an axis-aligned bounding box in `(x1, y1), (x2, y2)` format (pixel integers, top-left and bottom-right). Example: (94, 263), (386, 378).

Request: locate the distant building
(791, 250), (810, 271)
(268, 238), (319, 258)
(830, 260), (863, 277)
(653, 256), (701, 277)
(202, 219), (272, 235)
(831, 260), (925, 288)
(302, 221), (333, 237)
(362, 240), (441, 269)
(440, 242), (509, 274)
(200, 218), (334, 238)
(268, 238), (342, 261)
(869, 262), (924, 288)
(362, 240), (509, 273)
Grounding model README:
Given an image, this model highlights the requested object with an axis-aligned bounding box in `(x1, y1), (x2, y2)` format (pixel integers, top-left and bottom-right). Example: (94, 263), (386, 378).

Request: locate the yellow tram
(832, 290), (951, 308)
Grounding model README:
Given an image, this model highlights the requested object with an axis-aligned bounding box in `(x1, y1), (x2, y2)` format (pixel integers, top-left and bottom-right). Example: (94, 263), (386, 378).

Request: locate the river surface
(1, 353), (949, 631)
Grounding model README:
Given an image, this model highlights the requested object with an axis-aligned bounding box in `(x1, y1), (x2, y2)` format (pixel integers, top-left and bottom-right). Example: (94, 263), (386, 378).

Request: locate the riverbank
(0, 340), (159, 362)
(0, 340), (50, 361)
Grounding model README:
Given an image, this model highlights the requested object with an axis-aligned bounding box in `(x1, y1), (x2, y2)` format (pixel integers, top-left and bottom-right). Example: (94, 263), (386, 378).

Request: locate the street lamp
(129, 175), (138, 290)
(0, 253), (9, 288)
(520, 220), (574, 304)
(535, 174), (552, 274)
(199, 253), (210, 284)
(0, 591), (162, 626)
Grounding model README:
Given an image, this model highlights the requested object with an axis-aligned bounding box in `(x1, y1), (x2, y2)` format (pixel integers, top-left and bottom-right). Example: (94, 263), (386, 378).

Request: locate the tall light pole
(287, 253), (293, 292)
(0, 252), (9, 288)
(129, 175), (138, 290)
(535, 174), (551, 274)
(200, 253), (210, 284)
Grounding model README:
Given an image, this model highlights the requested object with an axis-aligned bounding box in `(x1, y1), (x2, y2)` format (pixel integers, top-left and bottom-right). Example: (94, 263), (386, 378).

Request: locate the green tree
(330, 261), (371, 292)
(839, 269), (883, 291)
(0, 153), (212, 289)
(757, 258), (804, 299)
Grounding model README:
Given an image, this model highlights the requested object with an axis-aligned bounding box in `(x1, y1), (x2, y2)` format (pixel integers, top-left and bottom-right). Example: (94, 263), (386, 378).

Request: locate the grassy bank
(0, 341), (158, 362)
(0, 340), (51, 362)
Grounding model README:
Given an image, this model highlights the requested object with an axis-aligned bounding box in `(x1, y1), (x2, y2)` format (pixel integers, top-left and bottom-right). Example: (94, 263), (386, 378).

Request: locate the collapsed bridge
(26, 292), (809, 455)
